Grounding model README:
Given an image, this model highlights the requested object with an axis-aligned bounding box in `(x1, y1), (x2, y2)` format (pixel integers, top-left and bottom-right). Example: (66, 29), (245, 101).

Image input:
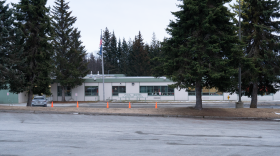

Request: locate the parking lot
(0, 112), (280, 156)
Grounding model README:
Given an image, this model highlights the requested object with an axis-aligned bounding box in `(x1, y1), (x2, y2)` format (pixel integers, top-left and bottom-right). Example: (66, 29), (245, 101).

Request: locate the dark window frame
(139, 86), (174, 96)
(85, 86), (98, 96)
(112, 86), (126, 96)
(57, 86), (71, 96)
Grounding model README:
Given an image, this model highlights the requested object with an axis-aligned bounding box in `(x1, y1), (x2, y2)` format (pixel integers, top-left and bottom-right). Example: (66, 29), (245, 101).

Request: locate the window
(188, 87), (223, 96)
(57, 86), (71, 96)
(112, 86), (126, 96)
(140, 86), (174, 96)
(85, 86), (98, 96)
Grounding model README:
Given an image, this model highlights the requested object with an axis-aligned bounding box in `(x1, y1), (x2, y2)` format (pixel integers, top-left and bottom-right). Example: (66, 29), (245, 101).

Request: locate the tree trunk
(27, 89), (33, 107)
(250, 82), (258, 108)
(62, 86), (65, 102)
(194, 80), (202, 110)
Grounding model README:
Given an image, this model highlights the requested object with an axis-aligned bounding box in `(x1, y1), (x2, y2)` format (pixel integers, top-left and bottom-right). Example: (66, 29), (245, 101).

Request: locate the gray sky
(5, 0), (235, 55)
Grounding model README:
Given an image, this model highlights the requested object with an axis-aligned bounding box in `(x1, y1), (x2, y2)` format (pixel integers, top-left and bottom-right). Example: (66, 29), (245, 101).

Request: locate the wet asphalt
(0, 113), (279, 156)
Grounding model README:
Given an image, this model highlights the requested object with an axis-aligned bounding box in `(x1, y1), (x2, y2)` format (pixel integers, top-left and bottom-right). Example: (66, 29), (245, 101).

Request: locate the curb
(1, 109), (279, 121)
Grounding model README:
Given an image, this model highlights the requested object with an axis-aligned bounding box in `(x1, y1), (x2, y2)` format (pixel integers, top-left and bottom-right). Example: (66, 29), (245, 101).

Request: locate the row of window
(57, 86), (174, 96)
(57, 86), (273, 97)
(140, 86), (174, 96)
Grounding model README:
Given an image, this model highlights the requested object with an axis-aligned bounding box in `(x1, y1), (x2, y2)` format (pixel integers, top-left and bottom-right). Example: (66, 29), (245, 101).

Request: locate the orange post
(77, 101), (79, 108)
(129, 102), (131, 108)
(51, 101), (53, 107)
(155, 102), (157, 109)
(107, 102), (109, 108)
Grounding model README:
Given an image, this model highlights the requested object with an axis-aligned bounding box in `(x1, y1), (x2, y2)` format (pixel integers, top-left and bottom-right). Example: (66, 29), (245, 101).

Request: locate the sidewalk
(0, 105), (280, 121)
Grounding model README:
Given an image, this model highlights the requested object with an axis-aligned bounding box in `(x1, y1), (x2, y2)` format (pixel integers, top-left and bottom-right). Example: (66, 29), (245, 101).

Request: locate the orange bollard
(129, 102), (131, 108)
(155, 102), (157, 109)
(107, 102), (109, 108)
(51, 101), (53, 107)
(77, 101), (79, 108)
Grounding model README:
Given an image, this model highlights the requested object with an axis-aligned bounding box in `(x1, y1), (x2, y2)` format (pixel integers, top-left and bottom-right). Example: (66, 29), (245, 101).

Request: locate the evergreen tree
(12, 0), (54, 106)
(144, 43), (151, 75)
(110, 31), (118, 73)
(87, 53), (95, 73)
(236, 0), (280, 108)
(120, 38), (129, 74)
(117, 38), (122, 73)
(0, 1), (23, 90)
(130, 31), (150, 76)
(66, 28), (88, 85)
(149, 33), (162, 75)
(126, 38), (134, 76)
(52, 0), (88, 101)
(102, 27), (113, 73)
(155, 0), (243, 109)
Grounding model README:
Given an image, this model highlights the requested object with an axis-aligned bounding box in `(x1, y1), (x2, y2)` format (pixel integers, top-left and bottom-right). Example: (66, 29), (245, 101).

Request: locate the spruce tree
(237, 0), (280, 108)
(120, 38), (129, 74)
(110, 31), (118, 73)
(149, 33), (162, 75)
(12, 0), (54, 106)
(52, 0), (88, 101)
(102, 27), (113, 73)
(117, 38), (122, 73)
(155, 0), (243, 109)
(130, 31), (150, 76)
(126, 38), (134, 76)
(0, 1), (23, 89)
(66, 28), (88, 86)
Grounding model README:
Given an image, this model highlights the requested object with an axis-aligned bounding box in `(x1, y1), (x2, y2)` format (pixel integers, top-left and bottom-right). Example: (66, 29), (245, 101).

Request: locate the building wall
(175, 88), (188, 101)
(71, 83), (85, 101)
(0, 89), (18, 104)
(18, 91), (28, 103)
(49, 81), (280, 102)
(274, 91), (280, 100)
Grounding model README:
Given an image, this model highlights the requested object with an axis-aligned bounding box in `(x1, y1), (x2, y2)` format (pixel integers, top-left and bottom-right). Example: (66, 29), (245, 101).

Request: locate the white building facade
(50, 74), (280, 102)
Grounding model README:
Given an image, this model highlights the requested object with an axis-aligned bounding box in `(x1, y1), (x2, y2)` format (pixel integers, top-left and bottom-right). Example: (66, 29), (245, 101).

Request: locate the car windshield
(34, 97), (44, 100)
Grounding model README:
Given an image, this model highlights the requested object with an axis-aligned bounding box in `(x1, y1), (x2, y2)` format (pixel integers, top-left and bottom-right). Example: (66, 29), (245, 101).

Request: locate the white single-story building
(1, 74), (279, 104)
(49, 74), (280, 102)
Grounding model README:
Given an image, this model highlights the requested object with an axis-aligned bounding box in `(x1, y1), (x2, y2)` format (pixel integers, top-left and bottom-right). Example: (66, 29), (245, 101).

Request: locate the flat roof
(52, 74), (172, 83)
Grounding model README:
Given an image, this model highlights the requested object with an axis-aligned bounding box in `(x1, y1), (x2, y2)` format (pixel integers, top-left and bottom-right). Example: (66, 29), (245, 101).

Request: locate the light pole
(236, 0), (244, 108)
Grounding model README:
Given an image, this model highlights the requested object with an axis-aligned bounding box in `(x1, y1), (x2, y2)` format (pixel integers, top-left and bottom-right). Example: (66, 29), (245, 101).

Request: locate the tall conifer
(52, 0), (88, 101)
(117, 38), (122, 73)
(237, 0), (280, 108)
(110, 31), (118, 73)
(102, 28), (113, 73)
(0, 1), (23, 89)
(120, 38), (129, 74)
(155, 0), (243, 109)
(130, 31), (150, 76)
(12, 0), (54, 106)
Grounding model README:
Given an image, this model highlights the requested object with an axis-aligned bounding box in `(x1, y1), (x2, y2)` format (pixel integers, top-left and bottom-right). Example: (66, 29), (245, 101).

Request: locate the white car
(32, 96), (47, 107)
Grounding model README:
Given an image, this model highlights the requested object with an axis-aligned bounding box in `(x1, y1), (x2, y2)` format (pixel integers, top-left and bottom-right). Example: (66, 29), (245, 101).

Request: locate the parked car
(32, 96), (47, 107)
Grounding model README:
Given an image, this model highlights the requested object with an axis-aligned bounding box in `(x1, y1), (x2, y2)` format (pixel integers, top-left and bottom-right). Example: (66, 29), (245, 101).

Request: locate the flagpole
(101, 30), (105, 102)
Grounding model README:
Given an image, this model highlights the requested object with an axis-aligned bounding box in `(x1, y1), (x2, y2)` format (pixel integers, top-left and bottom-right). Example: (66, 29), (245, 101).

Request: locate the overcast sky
(5, 0), (234, 56)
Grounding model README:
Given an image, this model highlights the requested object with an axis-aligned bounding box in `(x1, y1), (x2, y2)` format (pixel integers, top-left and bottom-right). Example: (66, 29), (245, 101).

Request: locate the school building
(1, 74), (280, 104)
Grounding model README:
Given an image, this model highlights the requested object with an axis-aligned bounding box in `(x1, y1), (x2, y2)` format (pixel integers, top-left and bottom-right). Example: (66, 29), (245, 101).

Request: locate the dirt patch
(1, 105), (280, 119)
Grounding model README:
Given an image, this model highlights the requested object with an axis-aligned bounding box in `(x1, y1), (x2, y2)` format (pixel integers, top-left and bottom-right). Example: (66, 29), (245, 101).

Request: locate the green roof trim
(83, 77), (173, 83)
